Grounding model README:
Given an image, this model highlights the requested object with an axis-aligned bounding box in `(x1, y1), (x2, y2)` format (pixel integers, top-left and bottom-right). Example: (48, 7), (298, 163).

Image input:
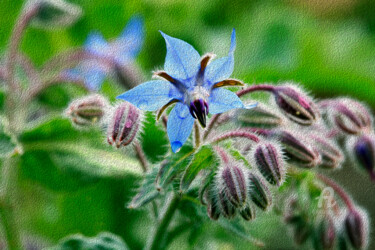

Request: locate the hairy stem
(236, 84), (274, 97)
(133, 141), (148, 172)
(211, 130), (260, 144)
(0, 156), (22, 250)
(316, 173), (355, 211)
(194, 122), (201, 148)
(146, 194), (180, 250)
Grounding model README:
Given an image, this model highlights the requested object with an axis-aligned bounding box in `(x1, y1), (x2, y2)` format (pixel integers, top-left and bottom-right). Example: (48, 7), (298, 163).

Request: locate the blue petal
(204, 29), (236, 87)
(115, 16), (144, 62)
(85, 32), (108, 57)
(160, 31), (201, 80)
(117, 80), (181, 111)
(209, 88), (255, 114)
(167, 103), (195, 153)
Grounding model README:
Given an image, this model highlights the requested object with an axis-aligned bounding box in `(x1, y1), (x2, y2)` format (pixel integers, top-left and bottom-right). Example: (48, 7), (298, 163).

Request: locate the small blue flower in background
(66, 16), (144, 91)
(118, 29), (257, 153)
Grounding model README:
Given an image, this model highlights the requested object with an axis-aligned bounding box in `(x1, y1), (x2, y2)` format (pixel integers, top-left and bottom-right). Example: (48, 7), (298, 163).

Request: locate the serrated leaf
(180, 145), (219, 192)
(48, 232), (128, 250)
(128, 166), (160, 209)
(140, 112), (169, 163)
(156, 142), (194, 190)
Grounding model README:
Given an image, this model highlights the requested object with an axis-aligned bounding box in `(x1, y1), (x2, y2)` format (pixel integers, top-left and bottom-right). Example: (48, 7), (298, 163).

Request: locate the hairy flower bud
(239, 202), (256, 221)
(351, 134), (375, 180)
(218, 190), (236, 219)
(314, 217), (336, 250)
(247, 172), (272, 210)
(326, 98), (372, 135)
(236, 102), (284, 129)
(203, 186), (221, 220)
(272, 84), (319, 126)
(219, 165), (247, 208)
(65, 94), (109, 127)
(309, 134), (344, 169)
(28, 0), (83, 29)
(107, 102), (141, 148)
(345, 209), (368, 249)
(251, 141), (285, 186)
(275, 130), (321, 168)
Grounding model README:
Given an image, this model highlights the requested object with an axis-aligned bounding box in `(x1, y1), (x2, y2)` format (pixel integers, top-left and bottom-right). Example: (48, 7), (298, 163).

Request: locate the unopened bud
(275, 130), (321, 168)
(272, 84), (319, 126)
(345, 209), (368, 249)
(204, 186), (221, 220)
(236, 102), (284, 129)
(239, 202), (256, 221)
(315, 217), (336, 250)
(219, 165), (247, 208)
(218, 190), (236, 219)
(351, 134), (375, 181)
(107, 102), (141, 148)
(251, 141), (285, 186)
(326, 98), (372, 135)
(309, 134), (344, 169)
(247, 172), (272, 210)
(28, 0), (82, 29)
(65, 94), (108, 127)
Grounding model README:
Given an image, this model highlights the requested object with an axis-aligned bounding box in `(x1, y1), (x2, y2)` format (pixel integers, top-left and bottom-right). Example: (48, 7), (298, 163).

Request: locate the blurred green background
(1, 0), (375, 249)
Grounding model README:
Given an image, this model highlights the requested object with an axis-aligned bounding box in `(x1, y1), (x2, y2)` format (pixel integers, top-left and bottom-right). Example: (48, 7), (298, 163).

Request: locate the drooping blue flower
(118, 29), (257, 152)
(67, 16), (144, 91)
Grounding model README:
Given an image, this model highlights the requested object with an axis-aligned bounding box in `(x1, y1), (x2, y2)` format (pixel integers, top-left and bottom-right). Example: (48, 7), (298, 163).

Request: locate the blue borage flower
(67, 16), (144, 91)
(118, 29), (257, 152)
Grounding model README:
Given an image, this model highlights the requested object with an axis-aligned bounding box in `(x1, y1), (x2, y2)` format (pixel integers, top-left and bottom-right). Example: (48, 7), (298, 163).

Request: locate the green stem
(0, 156), (23, 250)
(194, 122), (201, 148)
(145, 194), (180, 250)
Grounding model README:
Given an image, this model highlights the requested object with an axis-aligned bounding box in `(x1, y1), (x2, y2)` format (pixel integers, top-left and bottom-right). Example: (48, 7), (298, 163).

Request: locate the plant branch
(133, 141), (148, 172)
(146, 193), (180, 250)
(236, 84), (274, 97)
(211, 130), (260, 144)
(194, 122), (201, 148)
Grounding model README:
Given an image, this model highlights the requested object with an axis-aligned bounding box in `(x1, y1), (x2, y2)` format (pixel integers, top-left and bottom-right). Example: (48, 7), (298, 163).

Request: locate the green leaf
(48, 232), (129, 250)
(19, 117), (142, 191)
(227, 148), (251, 168)
(0, 119), (16, 158)
(180, 145), (219, 192)
(140, 112), (169, 163)
(156, 142), (194, 191)
(128, 165), (160, 209)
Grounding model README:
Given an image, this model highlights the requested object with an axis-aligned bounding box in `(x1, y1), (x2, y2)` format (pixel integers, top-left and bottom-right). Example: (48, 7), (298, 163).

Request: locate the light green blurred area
(1, 0), (375, 249)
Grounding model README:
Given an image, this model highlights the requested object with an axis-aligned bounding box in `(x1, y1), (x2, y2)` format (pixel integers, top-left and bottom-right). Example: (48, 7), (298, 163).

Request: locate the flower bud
(235, 102), (284, 129)
(203, 186), (221, 220)
(251, 141), (285, 186)
(351, 134), (375, 181)
(272, 84), (319, 126)
(326, 98), (372, 135)
(65, 94), (109, 127)
(345, 209), (368, 249)
(218, 190), (236, 219)
(275, 130), (321, 168)
(239, 202), (256, 221)
(107, 102), (141, 148)
(219, 165), (247, 208)
(247, 172), (272, 210)
(309, 134), (344, 169)
(315, 217), (336, 250)
(28, 0), (82, 29)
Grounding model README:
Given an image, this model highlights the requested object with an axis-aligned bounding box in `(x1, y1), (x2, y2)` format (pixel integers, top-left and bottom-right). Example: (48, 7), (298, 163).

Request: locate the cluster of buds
(202, 149), (272, 221)
(65, 94), (142, 148)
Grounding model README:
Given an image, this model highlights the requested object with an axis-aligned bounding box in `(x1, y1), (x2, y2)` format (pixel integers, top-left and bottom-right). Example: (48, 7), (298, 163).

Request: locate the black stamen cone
(190, 99), (208, 127)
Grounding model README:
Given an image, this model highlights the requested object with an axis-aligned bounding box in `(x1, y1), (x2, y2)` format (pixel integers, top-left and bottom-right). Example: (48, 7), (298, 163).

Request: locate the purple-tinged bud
(316, 217), (336, 250)
(218, 190), (236, 219)
(107, 102), (141, 148)
(65, 94), (109, 127)
(272, 84), (319, 126)
(351, 134), (375, 181)
(203, 186), (221, 220)
(247, 172), (272, 210)
(189, 99), (209, 128)
(275, 130), (321, 168)
(251, 141), (285, 186)
(239, 202), (256, 221)
(325, 98), (372, 135)
(219, 165), (247, 208)
(345, 209), (368, 249)
(236, 102), (285, 129)
(309, 134), (344, 169)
